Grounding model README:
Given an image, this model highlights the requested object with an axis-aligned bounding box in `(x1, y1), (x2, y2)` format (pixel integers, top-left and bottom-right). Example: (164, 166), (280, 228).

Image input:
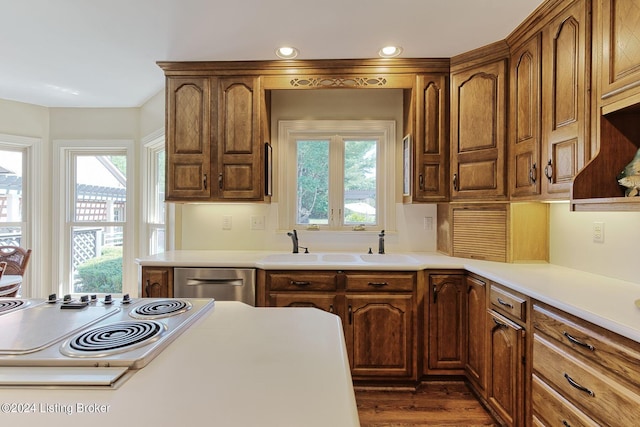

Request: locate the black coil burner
(0, 299), (26, 314)
(129, 299), (192, 319)
(60, 320), (165, 357)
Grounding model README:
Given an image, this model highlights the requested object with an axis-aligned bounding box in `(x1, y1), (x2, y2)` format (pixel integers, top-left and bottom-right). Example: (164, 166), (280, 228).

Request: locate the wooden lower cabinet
(532, 302), (640, 426)
(487, 309), (526, 427)
(264, 270), (418, 382)
(140, 266), (173, 298)
(465, 275), (487, 393)
(346, 294), (414, 379)
(427, 273), (466, 373)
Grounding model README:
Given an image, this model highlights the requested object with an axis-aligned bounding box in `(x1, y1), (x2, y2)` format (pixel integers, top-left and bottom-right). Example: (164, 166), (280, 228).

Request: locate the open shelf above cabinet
(571, 104), (640, 211)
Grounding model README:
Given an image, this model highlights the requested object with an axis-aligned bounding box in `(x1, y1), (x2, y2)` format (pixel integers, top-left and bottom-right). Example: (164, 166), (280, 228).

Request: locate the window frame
(141, 131), (166, 256)
(278, 120), (396, 232)
(53, 140), (135, 297)
(0, 134), (42, 296)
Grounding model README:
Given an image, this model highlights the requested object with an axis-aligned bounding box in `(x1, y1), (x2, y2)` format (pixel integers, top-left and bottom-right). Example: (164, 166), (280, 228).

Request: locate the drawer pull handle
(564, 373), (595, 397)
(497, 297), (514, 309)
(492, 317), (508, 329)
(290, 280), (311, 287)
(563, 331), (595, 351)
(368, 282), (388, 287)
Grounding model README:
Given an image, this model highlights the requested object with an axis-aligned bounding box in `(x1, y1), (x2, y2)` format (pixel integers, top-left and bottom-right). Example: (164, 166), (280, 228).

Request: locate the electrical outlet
(222, 215), (232, 230)
(424, 216), (433, 231)
(250, 215), (265, 230)
(593, 221), (604, 243)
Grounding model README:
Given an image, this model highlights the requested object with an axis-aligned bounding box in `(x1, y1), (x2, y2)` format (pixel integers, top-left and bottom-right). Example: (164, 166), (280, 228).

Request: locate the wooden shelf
(571, 107), (640, 211)
(571, 197), (640, 212)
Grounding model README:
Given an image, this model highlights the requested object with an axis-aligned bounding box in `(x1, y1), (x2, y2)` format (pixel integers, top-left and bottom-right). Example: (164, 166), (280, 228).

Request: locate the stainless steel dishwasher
(173, 268), (256, 306)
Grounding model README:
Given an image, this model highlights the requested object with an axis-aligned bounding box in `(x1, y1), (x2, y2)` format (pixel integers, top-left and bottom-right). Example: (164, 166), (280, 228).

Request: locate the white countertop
(137, 250), (640, 343)
(0, 302), (360, 427)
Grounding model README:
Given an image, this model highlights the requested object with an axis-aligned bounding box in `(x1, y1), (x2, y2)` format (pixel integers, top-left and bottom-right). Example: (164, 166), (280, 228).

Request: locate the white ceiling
(0, 0), (543, 108)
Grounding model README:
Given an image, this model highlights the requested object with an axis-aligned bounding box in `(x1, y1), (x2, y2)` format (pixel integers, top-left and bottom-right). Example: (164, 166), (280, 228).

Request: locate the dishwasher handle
(186, 278), (244, 286)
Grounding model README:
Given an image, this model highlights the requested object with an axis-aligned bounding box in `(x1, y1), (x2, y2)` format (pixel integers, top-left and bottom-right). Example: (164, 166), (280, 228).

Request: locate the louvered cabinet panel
(438, 202), (548, 263)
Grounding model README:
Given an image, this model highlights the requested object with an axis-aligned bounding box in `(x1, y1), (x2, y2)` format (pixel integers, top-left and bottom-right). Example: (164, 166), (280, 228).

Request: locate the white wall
(549, 202), (640, 284)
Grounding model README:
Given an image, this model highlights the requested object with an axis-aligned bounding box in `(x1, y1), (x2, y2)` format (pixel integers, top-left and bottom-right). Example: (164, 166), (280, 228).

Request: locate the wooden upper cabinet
(541, 0), (590, 197)
(508, 0), (590, 201)
(451, 58), (508, 200)
(510, 34), (542, 198)
(598, 0), (640, 103)
(413, 74), (449, 202)
(217, 77), (264, 200)
(166, 77), (212, 201)
(164, 73), (266, 202)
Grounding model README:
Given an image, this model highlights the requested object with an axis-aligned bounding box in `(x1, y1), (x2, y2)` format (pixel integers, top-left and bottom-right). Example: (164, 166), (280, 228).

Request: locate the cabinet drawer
(269, 293), (339, 314)
(267, 272), (337, 291)
(490, 285), (526, 322)
(345, 272), (415, 292)
(533, 303), (640, 391)
(532, 374), (599, 427)
(533, 334), (640, 426)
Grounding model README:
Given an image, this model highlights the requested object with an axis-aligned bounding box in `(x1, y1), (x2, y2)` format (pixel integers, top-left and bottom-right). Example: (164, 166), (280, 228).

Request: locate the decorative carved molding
(289, 77), (388, 88)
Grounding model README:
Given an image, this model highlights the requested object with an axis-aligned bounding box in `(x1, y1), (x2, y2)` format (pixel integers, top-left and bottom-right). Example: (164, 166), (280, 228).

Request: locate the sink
(261, 253), (319, 263)
(321, 254), (359, 263)
(359, 254), (419, 264)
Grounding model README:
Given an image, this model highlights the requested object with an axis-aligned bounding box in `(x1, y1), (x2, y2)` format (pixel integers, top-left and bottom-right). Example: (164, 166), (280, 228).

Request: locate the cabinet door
(487, 310), (525, 427)
(451, 59), (508, 200)
(466, 275), (487, 393)
(598, 0), (640, 102)
(414, 74), (449, 202)
(346, 294), (414, 379)
(141, 267), (173, 298)
(166, 77), (212, 201)
(510, 33), (542, 198)
(428, 274), (466, 372)
(541, 0), (589, 197)
(216, 77), (263, 200)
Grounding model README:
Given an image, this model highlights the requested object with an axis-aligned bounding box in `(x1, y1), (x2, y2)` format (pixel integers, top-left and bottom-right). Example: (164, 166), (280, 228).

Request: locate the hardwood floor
(355, 381), (499, 427)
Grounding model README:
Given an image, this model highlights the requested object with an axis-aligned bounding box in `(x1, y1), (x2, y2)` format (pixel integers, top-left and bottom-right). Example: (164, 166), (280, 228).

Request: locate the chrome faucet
(287, 230), (299, 253)
(378, 230), (385, 254)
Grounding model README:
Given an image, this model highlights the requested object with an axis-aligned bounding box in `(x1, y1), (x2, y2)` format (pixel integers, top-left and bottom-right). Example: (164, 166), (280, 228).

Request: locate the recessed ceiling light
(378, 46), (403, 58)
(275, 46), (299, 59)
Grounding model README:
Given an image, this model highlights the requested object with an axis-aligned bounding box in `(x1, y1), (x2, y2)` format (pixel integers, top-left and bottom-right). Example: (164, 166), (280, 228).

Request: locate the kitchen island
(0, 302), (360, 427)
